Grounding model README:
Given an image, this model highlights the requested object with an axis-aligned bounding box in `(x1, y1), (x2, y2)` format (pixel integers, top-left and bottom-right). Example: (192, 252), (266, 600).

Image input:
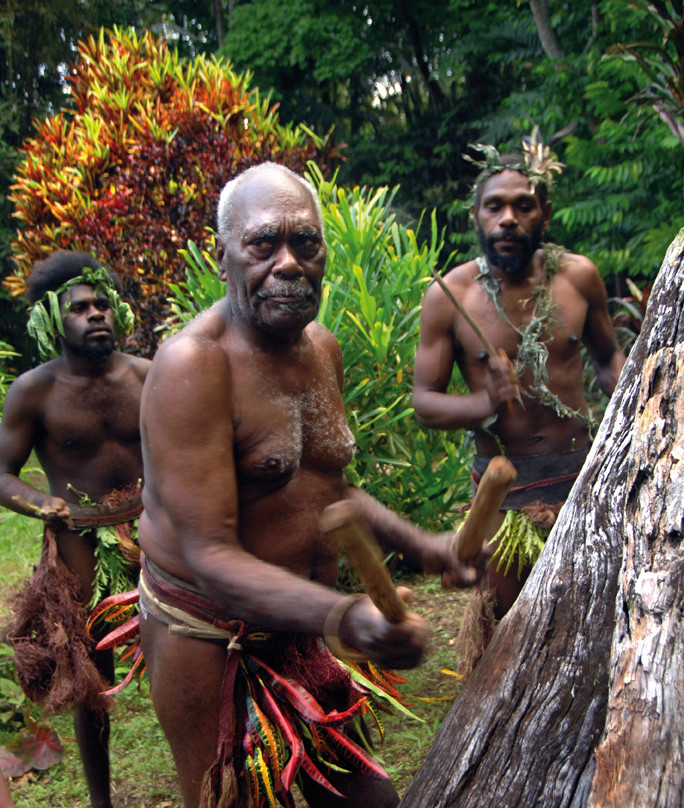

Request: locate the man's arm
(344, 486), (477, 587)
(575, 257), (626, 396)
(412, 276), (520, 430)
(0, 373), (71, 526)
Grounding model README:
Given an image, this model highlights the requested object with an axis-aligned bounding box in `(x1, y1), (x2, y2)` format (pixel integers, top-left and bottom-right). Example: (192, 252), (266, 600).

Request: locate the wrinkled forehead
(231, 172), (322, 237)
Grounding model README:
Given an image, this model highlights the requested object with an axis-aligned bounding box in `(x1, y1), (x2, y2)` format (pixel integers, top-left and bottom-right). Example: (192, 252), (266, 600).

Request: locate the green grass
(0, 510), (470, 807)
(0, 511), (43, 622)
(9, 689), (178, 808)
(378, 577), (469, 792)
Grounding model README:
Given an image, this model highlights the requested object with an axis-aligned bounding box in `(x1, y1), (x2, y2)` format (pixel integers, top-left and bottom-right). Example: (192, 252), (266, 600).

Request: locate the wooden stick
(455, 456), (517, 561)
(431, 267), (497, 357)
(320, 500), (407, 623)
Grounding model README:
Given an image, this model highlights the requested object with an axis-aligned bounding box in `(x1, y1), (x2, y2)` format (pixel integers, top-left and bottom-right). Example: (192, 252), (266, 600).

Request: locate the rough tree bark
(400, 228), (684, 808)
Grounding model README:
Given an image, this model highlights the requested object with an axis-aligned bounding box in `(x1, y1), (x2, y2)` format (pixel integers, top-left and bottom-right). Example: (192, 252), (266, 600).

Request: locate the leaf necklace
(475, 242), (595, 429)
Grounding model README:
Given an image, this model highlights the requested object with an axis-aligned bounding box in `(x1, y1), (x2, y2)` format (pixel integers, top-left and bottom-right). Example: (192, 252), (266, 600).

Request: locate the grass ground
(0, 509), (471, 807)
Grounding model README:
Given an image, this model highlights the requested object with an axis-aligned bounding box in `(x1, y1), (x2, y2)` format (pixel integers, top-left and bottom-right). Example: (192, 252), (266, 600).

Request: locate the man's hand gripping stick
(320, 500), (407, 624)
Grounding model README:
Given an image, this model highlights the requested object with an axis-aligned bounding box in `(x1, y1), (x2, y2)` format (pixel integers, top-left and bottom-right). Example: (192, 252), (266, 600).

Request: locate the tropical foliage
(2, 2), (682, 363)
(607, 0), (684, 146)
(6, 27), (340, 356)
(534, 0), (684, 286)
(164, 166), (473, 529)
(220, 0), (683, 287)
(0, 342), (18, 412)
(313, 167), (473, 527)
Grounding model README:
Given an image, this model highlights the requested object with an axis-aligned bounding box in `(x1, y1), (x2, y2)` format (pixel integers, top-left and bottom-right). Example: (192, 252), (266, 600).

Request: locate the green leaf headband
(27, 266), (135, 360)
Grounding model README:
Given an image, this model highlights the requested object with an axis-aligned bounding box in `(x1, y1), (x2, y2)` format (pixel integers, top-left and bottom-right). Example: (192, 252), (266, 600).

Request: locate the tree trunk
(213, 0), (225, 46)
(400, 227), (684, 808)
(528, 0), (566, 60)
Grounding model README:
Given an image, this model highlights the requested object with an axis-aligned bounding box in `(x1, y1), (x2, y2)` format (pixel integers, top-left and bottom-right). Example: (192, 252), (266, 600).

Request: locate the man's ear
(216, 237), (227, 281)
(542, 201), (552, 231)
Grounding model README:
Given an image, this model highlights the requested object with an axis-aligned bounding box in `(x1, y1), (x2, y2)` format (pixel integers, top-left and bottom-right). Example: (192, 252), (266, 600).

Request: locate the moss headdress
(465, 126), (565, 206)
(27, 266), (135, 359)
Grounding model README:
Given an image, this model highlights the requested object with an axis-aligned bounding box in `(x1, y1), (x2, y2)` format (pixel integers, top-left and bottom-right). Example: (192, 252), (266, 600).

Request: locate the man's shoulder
(556, 252), (606, 303)
(546, 244), (598, 279)
(114, 351), (152, 376)
(306, 319), (336, 345)
(10, 359), (59, 391)
(553, 249), (604, 295)
(1, 360), (60, 417)
(154, 323), (214, 361)
(152, 307), (227, 368)
(443, 258), (481, 283)
(305, 320), (342, 362)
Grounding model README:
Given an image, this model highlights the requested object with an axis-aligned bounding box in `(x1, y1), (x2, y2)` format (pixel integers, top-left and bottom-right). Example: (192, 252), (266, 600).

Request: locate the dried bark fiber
(400, 227), (684, 808)
(8, 528), (110, 713)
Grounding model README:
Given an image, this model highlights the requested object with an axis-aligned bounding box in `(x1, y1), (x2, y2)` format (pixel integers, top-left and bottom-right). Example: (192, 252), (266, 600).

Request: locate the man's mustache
(257, 282), (314, 300)
(491, 231), (529, 244)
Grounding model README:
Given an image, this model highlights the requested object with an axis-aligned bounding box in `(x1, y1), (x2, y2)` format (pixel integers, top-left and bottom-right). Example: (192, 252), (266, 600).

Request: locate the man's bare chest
(233, 377), (356, 484)
(40, 380), (142, 452)
(458, 278), (587, 361)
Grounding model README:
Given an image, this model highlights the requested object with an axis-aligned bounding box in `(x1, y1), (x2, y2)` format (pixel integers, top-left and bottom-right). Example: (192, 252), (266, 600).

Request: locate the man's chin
(491, 252), (529, 274)
(477, 220), (543, 276)
(80, 342), (115, 363)
(481, 240), (535, 275)
(255, 298), (319, 333)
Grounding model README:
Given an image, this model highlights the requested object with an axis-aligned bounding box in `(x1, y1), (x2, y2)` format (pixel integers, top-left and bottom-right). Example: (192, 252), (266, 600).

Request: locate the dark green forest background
(1, 0), (682, 366)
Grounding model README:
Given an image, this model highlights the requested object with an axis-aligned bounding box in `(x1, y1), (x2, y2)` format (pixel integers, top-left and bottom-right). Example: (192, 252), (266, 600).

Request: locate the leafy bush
(163, 166), (473, 530)
(6, 27), (340, 357)
(0, 341), (18, 413)
(312, 166), (472, 528)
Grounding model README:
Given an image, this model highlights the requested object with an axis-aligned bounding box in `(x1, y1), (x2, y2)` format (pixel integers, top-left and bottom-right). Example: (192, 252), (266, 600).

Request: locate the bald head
(216, 163), (324, 241)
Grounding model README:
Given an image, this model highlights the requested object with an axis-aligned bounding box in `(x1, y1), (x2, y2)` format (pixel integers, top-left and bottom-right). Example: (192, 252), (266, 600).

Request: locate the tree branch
(528, 0), (566, 60)
(399, 0), (447, 110)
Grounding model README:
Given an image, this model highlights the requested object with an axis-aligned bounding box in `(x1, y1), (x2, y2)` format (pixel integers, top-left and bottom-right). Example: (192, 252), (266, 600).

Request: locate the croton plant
(7, 27), (341, 356)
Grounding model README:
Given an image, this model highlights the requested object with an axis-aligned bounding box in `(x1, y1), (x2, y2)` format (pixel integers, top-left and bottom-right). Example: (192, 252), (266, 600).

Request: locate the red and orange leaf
(86, 588), (139, 631)
(252, 656), (367, 726)
(95, 615), (140, 651)
(299, 751), (345, 798)
(323, 726), (389, 781)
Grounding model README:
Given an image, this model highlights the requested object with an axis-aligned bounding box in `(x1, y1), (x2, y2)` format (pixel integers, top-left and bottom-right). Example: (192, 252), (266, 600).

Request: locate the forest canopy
(0, 0), (682, 361)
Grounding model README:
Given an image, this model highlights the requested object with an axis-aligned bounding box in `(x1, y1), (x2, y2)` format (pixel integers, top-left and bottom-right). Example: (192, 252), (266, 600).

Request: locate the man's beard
(71, 337), (115, 363)
(477, 220), (544, 274)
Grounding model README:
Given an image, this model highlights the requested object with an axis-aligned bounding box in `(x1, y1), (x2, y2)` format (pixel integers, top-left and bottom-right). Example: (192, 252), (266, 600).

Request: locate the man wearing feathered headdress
(0, 250), (150, 807)
(413, 133), (626, 669)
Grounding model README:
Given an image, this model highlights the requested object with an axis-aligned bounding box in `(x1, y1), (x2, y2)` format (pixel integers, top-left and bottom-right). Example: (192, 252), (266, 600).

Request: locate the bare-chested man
(138, 162), (475, 808)
(0, 250), (150, 808)
(413, 148), (626, 620)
